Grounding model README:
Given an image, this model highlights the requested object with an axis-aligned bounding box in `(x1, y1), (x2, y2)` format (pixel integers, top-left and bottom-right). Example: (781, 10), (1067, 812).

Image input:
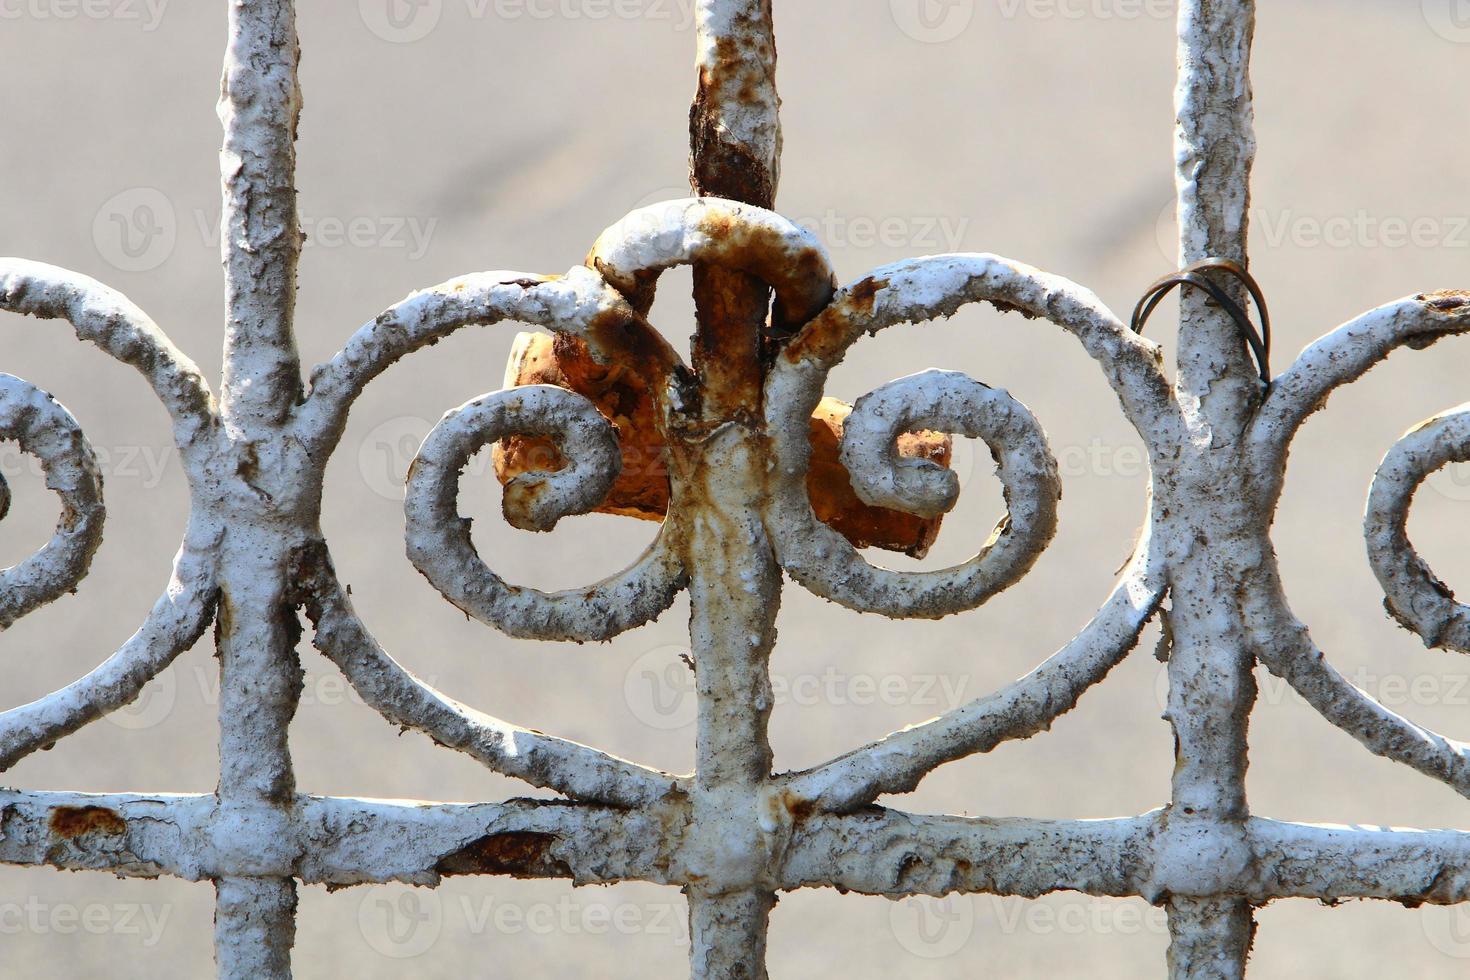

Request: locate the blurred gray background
(3, 0), (1470, 975)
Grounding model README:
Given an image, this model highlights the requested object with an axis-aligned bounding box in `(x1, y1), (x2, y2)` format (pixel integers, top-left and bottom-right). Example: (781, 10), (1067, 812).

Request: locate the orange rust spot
(496, 336), (951, 557)
(495, 331), (672, 519)
(683, 210), (833, 334)
(846, 277), (889, 312)
(49, 806), (125, 839)
(693, 263), (767, 417)
(781, 303), (862, 365)
(691, 33), (777, 209)
(1419, 290), (1470, 313)
(584, 305), (680, 382)
(807, 399), (949, 558)
(775, 788), (817, 823)
(435, 831), (571, 879)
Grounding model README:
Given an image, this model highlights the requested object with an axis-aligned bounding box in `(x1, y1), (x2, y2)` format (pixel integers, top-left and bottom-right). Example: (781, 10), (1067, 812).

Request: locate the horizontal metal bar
(0, 791), (679, 888)
(6, 791), (1470, 909)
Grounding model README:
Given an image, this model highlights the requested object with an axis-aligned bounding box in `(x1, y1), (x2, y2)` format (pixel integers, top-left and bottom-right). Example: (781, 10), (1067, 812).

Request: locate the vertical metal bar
(1166, 1), (1259, 976)
(213, 1), (306, 976)
(684, 2), (782, 977)
(689, 0), (780, 419)
(218, 0), (305, 427)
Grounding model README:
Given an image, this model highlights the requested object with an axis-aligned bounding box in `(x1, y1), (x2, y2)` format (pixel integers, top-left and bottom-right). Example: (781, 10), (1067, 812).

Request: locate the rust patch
(846, 276), (889, 312)
(693, 263), (768, 418)
(436, 831), (572, 879)
(773, 788), (816, 823)
(683, 209), (834, 336)
(494, 335), (953, 555)
(494, 331), (672, 519)
(690, 32), (777, 209)
(1419, 289), (1470, 313)
(806, 399), (950, 558)
(776, 278), (885, 363)
(49, 806), (126, 839)
(781, 304), (863, 365)
(584, 306), (680, 384)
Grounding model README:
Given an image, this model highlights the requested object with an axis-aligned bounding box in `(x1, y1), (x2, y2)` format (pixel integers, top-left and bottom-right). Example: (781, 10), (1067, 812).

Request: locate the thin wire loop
(1131, 258), (1272, 384)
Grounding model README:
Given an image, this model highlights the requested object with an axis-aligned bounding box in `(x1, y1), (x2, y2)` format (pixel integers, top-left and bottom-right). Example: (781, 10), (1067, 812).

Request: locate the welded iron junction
(3, 1), (1470, 978)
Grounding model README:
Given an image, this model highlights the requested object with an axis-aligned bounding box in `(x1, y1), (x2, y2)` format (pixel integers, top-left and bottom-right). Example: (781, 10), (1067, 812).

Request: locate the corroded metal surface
(2, 0), (1469, 978)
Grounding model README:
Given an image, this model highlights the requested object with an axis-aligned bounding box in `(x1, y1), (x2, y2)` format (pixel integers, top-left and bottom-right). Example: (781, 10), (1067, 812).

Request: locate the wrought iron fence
(3, 0), (1470, 976)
